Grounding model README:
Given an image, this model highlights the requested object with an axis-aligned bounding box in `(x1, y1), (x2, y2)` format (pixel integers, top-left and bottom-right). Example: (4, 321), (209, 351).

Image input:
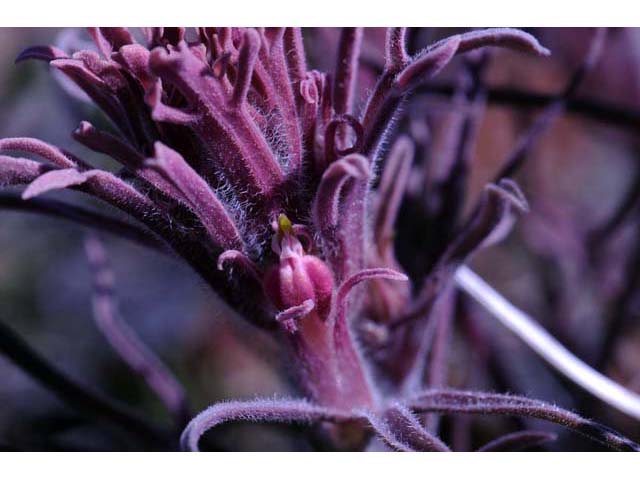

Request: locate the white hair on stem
(454, 265), (640, 422)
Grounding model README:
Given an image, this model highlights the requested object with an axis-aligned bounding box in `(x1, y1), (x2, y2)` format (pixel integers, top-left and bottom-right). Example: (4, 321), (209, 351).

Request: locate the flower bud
(263, 215), (334, 328)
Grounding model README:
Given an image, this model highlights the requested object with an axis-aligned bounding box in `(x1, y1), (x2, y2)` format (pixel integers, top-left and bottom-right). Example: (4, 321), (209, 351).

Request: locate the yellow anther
(277, 213), (293, 236)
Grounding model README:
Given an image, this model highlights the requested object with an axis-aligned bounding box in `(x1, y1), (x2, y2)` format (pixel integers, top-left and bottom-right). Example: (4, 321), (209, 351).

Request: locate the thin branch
(454, 265), (640, 422)
(477, 430), (557, 452)
(414, 83), (640, 132)
(494, 28), (607, 180)
(0, 191), (167, 253)
(0, 317), (169, 447)
(588, 166), (640, 251)
(596, 220), (640, 369)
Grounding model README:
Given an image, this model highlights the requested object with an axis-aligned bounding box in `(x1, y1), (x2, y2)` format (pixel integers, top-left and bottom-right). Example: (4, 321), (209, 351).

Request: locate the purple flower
(1, 27), (637, 452)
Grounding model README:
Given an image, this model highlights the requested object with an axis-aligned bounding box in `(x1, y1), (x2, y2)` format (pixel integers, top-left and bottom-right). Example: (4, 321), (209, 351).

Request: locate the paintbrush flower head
(1, 27), (637, 452)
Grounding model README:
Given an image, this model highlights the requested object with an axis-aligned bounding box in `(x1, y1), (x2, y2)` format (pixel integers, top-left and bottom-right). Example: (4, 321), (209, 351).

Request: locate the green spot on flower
(278, 214), (293, 235)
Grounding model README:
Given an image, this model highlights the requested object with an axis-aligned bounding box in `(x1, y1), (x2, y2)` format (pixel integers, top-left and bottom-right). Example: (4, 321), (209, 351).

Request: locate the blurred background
(0, 28), (639, 451)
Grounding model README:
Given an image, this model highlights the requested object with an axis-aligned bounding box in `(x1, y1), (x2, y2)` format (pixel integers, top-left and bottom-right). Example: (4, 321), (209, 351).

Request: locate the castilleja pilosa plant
(0, 27), (638, 451)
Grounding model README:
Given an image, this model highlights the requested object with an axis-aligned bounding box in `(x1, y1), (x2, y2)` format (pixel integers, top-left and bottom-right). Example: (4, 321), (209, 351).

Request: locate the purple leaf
(0, 155), (51, 186)
(362, 28), (550, 160)
(336, 268), (408, 316)
(15, 45), (67, 63)
(361, 410), (415, 452)
(313, 154), (370, 280)
(146, 142), (242, 250)
(87, 27), (135, 58)
(323, 114), (364, 165)
(333, 28), (363, 115)
(382, 405), (451, 451)
(444, 179), (529, 264)
(50, 58), (137, 142)
(385, 28), (409, 72)
(22, 168), (97, 200)
(180, 398), (354, 451)
(0, 137), (81, 168)
(254, 28), (304, 173)
(113, 44), (155, 91)
(373, 135), (414, 259)
(455, 28), (551, 56)
(395, 35), (461, 90)
(408, 389), (640, 451)
(231, 29), (260, 107)
(283, 28), (307, 83)
(148, 40), (284, 198)
(72, 121), (186, 203)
